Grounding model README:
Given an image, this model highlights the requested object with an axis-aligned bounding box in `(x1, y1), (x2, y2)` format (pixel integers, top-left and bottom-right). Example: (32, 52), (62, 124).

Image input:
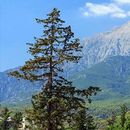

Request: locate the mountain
(0, 70), (41, 106)
(1, 21), (130, 106)
(71, 56), (130, 100)
(81, 21), (130, 68)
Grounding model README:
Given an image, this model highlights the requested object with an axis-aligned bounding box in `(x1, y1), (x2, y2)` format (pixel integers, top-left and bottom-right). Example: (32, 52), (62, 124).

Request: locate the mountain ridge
(81, 21), (130, 68)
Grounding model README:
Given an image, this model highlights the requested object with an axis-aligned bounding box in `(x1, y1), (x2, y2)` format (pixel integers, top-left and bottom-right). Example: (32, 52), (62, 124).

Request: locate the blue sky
(1, 0), (130, 71)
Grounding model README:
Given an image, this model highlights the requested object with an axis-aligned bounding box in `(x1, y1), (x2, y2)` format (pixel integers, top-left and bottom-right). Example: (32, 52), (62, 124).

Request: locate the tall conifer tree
(10, 8), (100, 130)
(75, 108), (97, 130)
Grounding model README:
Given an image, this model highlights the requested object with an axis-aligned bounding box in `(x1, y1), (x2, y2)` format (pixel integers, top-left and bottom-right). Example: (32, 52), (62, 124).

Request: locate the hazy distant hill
(0, 70), (41, 106)
(72, 56), (130, 100)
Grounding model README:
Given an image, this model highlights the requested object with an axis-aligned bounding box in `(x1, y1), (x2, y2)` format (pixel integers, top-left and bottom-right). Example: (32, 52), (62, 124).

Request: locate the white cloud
(82, 1), (130, 18)
(111, 13), (127, 18)
(83, 12), (89, 16)
(85, 3), (124, 16)
(114, 0), (130, 4)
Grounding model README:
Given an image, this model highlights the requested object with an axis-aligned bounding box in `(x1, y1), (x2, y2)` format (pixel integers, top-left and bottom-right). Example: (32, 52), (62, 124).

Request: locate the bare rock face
(82, 21), (130, 68)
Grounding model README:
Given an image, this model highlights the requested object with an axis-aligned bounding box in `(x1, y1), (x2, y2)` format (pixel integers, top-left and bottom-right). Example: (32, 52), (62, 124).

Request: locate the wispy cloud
(115, 0), (130, 4)
(82, 0), (130, 18)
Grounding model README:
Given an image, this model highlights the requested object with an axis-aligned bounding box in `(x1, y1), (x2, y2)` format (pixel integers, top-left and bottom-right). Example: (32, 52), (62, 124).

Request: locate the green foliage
(11, 112), (23, 130)
(75, 108), (97, 130)
(0, 107), (11, 130)
(107, 111), (116, 129)
(0, 107), (23, 130)
(120, 104), (127, 128)
(105, 105), (130, 130)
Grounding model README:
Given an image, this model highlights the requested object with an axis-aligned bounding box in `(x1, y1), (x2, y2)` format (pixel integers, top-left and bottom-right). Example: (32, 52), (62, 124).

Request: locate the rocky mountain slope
(81, 21), (130, 68)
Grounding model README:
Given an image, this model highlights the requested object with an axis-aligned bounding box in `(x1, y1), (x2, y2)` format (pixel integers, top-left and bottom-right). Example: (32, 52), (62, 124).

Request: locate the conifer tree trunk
(47, 23), (55, 130)
(48, 43), (53, 130)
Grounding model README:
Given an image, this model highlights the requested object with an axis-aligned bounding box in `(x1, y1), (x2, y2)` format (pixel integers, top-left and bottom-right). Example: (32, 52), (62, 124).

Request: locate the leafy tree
(0, 107), (11, 130)
(12, 112), (23, 130)
(106, 105), (129, 130)
(120, 104), (127, 128)
(107, 111), (116, 127)
(75, 108), (96, 130)
(10, 8), (100, 130)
